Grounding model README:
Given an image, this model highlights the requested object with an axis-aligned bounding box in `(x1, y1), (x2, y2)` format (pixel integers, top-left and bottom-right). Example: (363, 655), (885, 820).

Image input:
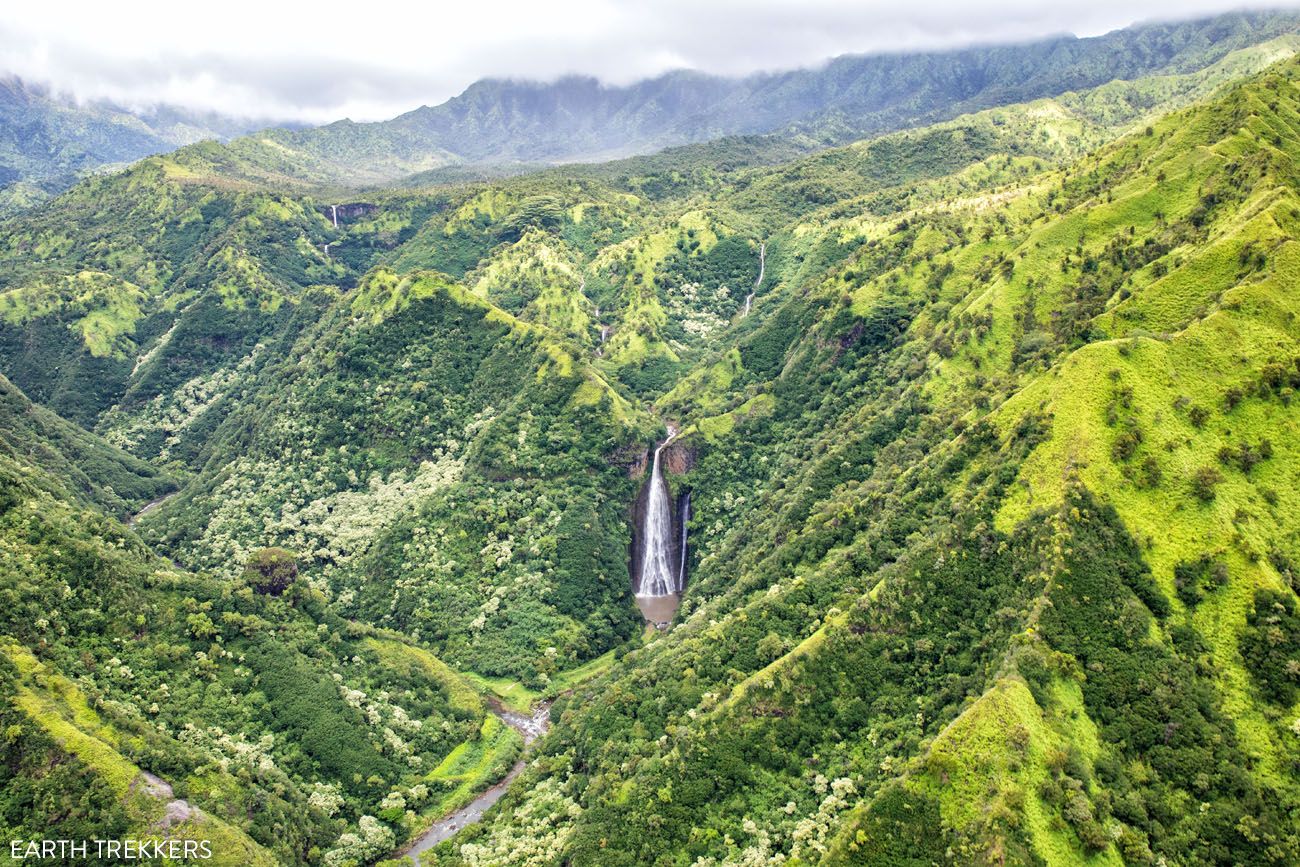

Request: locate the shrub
(1173, 556), (1228, 607)
(1190, 466), (1223, 502)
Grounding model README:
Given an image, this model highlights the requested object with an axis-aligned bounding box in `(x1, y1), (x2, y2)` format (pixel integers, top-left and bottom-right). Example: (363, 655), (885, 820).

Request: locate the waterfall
(600, 325), (610, 344)
(331, 204), (338, 228)
(637, 434), (678, 597)
(742, 241), (765, 317)
(676, 491), (691, 588)
(322, 242), (331, 258)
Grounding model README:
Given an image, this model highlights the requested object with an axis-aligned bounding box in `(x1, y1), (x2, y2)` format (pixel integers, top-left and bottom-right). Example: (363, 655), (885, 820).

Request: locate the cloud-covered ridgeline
(2, 0), (1295, 123)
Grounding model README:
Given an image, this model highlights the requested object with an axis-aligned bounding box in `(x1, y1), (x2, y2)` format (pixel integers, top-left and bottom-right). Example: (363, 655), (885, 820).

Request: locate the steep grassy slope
(420, 59), (1300, 867)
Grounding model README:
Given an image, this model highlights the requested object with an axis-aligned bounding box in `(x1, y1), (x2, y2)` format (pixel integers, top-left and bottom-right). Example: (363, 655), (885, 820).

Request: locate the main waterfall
(637, 438), (678, 596)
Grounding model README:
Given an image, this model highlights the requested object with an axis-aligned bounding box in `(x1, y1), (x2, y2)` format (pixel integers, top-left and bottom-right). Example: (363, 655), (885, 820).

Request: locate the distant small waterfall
(600, 325), (610, 344)
(742, 241), (765, 317)
(331, 204), (338, 228)
(637, 433), (679, 597)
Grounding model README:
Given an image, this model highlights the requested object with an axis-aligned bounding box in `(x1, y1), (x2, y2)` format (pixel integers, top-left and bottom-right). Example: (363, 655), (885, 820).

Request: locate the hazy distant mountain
(6, 10), (1299, 203)
(199, 9), (1300, 188)
(0, 76), (278, 213)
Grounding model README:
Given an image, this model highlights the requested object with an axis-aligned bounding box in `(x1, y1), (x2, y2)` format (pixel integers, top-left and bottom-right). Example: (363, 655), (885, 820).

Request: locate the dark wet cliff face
(627, 440), (696, 481)
(319, 202), (379, 223)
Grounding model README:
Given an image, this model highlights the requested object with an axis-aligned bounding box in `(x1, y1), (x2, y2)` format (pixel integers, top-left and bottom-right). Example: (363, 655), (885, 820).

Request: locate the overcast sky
(3, 0), (1297, 124)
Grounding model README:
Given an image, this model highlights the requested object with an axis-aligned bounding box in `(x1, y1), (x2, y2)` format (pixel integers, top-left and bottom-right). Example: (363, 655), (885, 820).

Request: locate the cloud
(2, 0), (1296, 123)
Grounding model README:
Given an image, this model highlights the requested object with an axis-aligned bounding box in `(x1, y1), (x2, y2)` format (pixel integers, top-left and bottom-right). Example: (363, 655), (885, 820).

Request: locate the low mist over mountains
(5, 10), (1300, 206)
(0, 77), (279, 213)
(302, 8), (1300, 166)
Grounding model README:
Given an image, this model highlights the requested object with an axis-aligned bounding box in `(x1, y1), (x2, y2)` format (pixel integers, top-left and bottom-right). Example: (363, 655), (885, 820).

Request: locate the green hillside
(0, 18), (1298, 867)
(412, 55), (1300, 867)
(0, 437), (528, 865)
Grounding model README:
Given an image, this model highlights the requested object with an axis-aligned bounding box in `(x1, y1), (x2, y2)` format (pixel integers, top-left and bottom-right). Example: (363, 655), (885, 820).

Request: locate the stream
(399, 701), (552, 860)
(128, 491), (179, 527)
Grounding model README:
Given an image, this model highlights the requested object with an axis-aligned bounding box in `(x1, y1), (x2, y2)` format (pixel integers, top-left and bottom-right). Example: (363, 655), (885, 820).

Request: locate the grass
(893, 676), (1122, 865)
(992, 238), (1300, 777)
(459, 673), (542, 714)
(1, 639), (138, 796)
(550, 648), (618, 692)
(689, 392), (775, 443)
(0, 271), (147, 359)
(462, 649), (620, 713)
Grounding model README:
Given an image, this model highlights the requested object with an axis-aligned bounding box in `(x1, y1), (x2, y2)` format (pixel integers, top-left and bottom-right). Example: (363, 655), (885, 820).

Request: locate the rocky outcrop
(133, 771), (198, 829)
(628, 447), (650, 480)
(662, 441), (695, 475)
(627, 439), (695, 479)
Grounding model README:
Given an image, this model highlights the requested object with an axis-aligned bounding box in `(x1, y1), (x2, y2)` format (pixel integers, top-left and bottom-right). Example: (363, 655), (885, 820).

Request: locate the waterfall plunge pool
(635, 592), (681, 628)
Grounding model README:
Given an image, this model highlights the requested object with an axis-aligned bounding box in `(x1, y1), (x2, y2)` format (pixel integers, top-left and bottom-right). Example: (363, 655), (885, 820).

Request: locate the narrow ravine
(399, 701), (552, 861)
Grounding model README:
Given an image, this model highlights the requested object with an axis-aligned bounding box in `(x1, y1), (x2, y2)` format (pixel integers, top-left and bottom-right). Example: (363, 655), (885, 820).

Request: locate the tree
(244, 547), (299, 596)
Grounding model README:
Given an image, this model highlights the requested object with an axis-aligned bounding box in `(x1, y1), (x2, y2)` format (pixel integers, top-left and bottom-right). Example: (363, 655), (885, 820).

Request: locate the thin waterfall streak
(676, 491), (690, 591)
(331, 204), (338, 228)
(742, 241), (765, 318)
